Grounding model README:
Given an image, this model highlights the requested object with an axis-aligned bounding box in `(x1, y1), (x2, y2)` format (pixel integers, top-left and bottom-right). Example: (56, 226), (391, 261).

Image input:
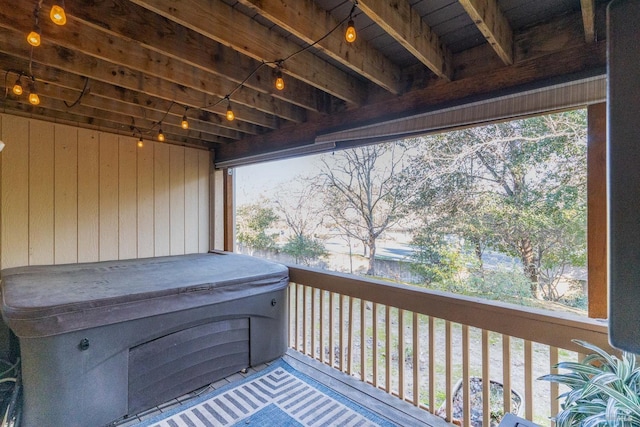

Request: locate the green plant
(539, 340), (640, 427)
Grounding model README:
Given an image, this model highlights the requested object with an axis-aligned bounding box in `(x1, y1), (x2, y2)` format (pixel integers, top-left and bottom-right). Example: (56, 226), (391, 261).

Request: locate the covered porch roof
(0, 0), (607, 165)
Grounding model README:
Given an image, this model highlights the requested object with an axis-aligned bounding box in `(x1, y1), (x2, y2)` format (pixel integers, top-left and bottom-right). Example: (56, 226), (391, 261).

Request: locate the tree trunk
(474, 240), (484, 272)
(519, 237), (540, 298)
(366, 235), (376, 276)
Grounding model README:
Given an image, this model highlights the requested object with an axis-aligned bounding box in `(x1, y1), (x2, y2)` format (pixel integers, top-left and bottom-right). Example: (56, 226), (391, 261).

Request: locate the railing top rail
(288, 265), (611, 354)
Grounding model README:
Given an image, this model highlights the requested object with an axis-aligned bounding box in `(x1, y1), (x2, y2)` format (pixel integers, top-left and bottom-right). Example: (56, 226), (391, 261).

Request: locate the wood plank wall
(0, 114), (211, 270)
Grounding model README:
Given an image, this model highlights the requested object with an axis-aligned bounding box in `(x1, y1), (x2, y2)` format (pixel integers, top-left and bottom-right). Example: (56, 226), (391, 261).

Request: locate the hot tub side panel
(19, 288), (288, 427)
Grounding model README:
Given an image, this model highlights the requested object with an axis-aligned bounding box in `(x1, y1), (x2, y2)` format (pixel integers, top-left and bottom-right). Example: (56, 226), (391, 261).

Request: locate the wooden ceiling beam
(0, 97), (219, 148)
(356, 0), (452, 81)
(235, 0), (403, 95)
(128, 0), (368, 106)
(458, 0), (513, 65)
(0, 53), (245, 140)
(580, 0), (596, 43)
(0, 27), (266, 136)
(69, 0), (328, 115)
(216, 39), (606, 163)
(1, 3), (302, 127)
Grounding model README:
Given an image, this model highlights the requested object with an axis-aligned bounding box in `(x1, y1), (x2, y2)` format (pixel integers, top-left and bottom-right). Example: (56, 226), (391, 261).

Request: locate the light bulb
(12, 79), (23, 96)
(137, 137), (144, 148)
(275, 71), (285, 91)
(50, 3), (67, 26)
(27, 29), (41, 47)
(181, 114), (189, 129)
(29, 92), (40, 105)
(157, 128), (165, 142)
(226, 104), (235, 121)
(345, 20), (356, 43)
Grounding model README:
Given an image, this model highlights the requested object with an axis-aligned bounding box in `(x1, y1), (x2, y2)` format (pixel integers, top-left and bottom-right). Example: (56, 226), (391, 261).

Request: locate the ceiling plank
(70, 0), (328, 114)
(356, 0), (452, 81)
(216, 40), (605, 163)
(0, 97), (218, 149)
(0, 53), (244, 140)
(458, 0), (513, 65)
(1, 3), (302, 127)
(128, 0), (368, 105)
(0, 27), (267, 136)
(236, 0), (403, 95)
(580, 0), (596, 43)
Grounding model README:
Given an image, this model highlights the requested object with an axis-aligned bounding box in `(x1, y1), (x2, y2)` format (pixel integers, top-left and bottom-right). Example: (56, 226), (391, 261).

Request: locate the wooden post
(587, 102), (607, 319)
(223, 167), (234, 252)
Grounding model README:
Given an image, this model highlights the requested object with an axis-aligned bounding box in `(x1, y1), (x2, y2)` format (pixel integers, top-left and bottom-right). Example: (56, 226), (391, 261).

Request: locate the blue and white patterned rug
(137, 359), (397, 427)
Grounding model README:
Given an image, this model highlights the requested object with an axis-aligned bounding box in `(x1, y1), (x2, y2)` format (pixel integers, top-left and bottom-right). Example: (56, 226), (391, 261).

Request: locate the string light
(137, 136), (144, 148)
(12, 77), (23, 96)
(181, 107), (189, 129)
(157, 127), (165, 142)
(275, 69), (285, 91)
(27, 27), (41, 47)
(28, 79), (40, 105)
(345, 3), (357, 43)
(50, 0), (67, 26)
(345, 19), (356, 42)
(226, 100), (235, 121)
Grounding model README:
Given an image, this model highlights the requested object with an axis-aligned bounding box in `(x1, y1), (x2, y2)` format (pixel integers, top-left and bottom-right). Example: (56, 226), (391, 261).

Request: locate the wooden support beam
(223, 168), (235, 252)
(0, 27), (265, 136)
(130, 0), (368, 105)
(0, 3), (299, 127)
(587, 102), (607, 319)
(70, 0), (326, 114)
(580, 0), (596, 43)
(216, 39), (606, 164)
(236, 0), (402, 95)
(357, 0), (452, 81)
(458, 0), (513, 65)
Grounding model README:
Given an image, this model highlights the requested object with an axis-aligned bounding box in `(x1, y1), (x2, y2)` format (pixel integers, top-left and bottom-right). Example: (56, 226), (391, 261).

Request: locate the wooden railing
(287, 266), (610, 427)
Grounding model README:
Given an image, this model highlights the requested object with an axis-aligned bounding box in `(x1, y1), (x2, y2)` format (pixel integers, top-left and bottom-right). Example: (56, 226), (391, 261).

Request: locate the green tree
(236, 201), (279, 253)
(409, 110), (587, 299)
(282, 235), (328, 265)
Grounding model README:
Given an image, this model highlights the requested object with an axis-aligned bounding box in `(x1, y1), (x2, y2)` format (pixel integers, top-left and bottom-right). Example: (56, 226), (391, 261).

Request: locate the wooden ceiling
(0, 0), (608, 164)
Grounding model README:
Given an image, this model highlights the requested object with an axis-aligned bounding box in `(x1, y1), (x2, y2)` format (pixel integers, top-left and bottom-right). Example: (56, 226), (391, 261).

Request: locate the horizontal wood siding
(0, 114), (211, 270)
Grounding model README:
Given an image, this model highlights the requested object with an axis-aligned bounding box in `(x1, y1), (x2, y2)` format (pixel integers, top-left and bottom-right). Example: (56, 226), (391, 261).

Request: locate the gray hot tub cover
(0, 252), (289, 338)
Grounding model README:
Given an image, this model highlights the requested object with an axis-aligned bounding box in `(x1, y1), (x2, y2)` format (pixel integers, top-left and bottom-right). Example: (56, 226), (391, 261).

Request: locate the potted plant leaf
(539, 340), (640, 427)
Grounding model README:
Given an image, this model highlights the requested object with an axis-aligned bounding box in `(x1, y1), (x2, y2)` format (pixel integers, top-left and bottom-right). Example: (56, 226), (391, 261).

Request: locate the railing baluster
(295, 284), (300, 351)
(525, 340), (534, 421)
(503, 335), (512, 416)
(373, 302), (379, 388)
(348, 296), (354, 375)
(482, 330), (490, 427)
(361, 299), (366, 382)
(550, 346), (559, 424)
(429, 316), (435, 413)
(320, 290), (325, 364)
(329, 292), (335, 368)
(311, 287), (316, 359)
(385, 305), (391, 394)
(462, 325), (470, 427)
(399, 309), (405, 400)
(413, 312), (419, 407)
(446, 320), (452, 422)
(339, 294), (345, 372)
(303, 285), (308, 356)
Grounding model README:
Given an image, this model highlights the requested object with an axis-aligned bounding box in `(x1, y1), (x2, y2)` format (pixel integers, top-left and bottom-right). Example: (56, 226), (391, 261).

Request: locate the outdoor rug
(137, 359), (397, 427)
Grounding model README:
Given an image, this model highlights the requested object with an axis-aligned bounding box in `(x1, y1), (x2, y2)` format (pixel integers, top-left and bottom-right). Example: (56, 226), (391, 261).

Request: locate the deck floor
(111, 349), (451, 427)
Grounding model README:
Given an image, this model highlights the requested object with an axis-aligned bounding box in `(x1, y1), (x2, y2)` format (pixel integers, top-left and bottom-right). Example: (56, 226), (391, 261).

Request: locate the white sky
(235, 155), (321, 205)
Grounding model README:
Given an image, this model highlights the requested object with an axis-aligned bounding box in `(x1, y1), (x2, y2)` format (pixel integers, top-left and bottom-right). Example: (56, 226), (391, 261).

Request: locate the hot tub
(0, 252), (289, 427)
